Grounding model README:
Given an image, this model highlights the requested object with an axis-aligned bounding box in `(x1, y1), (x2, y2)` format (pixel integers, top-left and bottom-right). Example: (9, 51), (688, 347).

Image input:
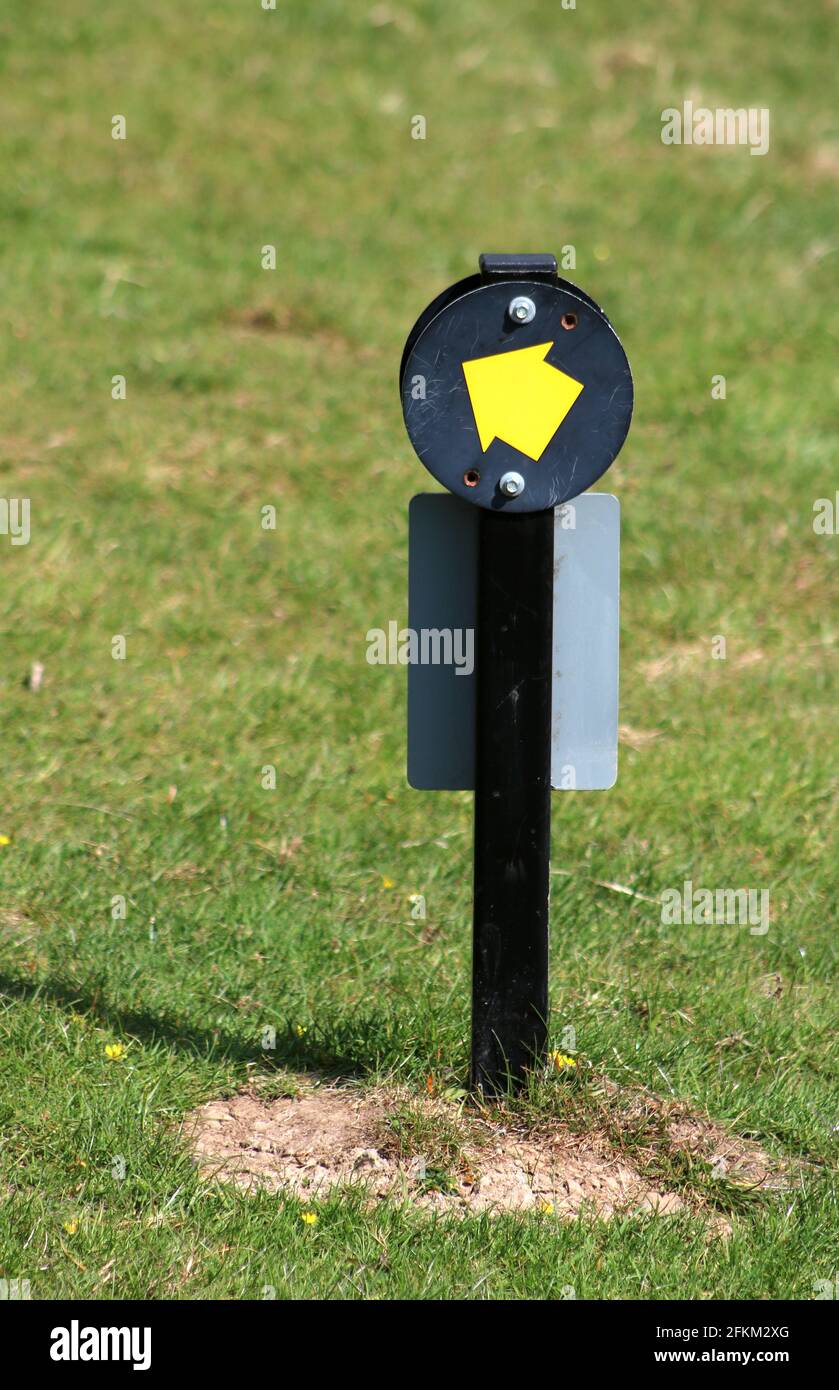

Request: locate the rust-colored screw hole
(464, 469), (480, 487)
(561, 312), (578, 331)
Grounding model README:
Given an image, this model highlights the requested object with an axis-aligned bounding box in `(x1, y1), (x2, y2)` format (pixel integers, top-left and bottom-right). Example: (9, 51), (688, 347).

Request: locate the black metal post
(470, 507), (554, 1095)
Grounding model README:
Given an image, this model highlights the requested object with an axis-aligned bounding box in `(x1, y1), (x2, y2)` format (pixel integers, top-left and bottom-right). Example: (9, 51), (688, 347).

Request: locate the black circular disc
(401, 278), (632, 511)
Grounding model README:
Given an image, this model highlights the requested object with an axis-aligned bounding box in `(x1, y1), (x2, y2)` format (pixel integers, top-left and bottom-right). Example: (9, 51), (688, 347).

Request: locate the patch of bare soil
(186, 1080), (789, 1223)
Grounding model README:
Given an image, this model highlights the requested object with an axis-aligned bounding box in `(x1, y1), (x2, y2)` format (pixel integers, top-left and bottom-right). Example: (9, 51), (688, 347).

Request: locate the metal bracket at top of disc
(400, 258), (633, 512)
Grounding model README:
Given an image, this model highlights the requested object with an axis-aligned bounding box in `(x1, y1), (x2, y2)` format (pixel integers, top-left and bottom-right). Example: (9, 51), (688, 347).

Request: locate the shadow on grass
(0, 970), (424, 1080)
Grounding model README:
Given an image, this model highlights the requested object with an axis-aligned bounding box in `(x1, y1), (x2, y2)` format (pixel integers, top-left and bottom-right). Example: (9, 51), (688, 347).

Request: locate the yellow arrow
(461, 342), (584, 461)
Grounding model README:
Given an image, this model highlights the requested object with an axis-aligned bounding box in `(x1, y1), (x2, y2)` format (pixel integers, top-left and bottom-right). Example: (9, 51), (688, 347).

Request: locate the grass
(0, 0), (836, 1299)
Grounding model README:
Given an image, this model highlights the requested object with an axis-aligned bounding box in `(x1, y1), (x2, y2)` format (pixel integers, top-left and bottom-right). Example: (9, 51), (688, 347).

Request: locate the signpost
(401, 254), (633, 1095)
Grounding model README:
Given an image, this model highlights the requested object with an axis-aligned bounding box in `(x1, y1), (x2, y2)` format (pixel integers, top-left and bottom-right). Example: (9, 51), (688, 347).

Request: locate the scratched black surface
(401, 279), (633, 512)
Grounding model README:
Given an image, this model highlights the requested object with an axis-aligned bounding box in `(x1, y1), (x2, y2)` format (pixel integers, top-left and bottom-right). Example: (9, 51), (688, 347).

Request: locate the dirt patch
(186, 1080), (789, 1222)
(226, 304), (372, 359)
(597, 1081), (792, 1195)
(640, 641), (766, 684)
(665, 1114), (788, 1190)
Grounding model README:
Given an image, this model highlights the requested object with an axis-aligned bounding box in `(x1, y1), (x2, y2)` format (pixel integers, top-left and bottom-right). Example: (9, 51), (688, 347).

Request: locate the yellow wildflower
(63, 1219), (78, 1235)
(104, 1043), (125, 1061)
(300, 1211), (317, 1225)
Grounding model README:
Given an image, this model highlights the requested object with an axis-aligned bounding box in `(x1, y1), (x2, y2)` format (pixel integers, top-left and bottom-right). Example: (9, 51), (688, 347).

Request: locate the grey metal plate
(407, 494), (478, 790)
(407, 493), (619, 790)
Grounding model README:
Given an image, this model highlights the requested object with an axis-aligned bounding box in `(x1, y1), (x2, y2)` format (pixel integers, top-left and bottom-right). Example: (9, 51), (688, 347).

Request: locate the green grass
(0, 0), (836, 1299)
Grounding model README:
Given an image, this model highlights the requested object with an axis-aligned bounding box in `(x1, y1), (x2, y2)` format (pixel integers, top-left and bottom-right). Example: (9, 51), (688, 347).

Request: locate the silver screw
(499, 471), (525, 498)
(508, 295), (536, 324)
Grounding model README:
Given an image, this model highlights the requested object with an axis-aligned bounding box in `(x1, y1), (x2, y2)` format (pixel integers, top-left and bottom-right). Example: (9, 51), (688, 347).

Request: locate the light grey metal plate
(551, 492), (620, 789)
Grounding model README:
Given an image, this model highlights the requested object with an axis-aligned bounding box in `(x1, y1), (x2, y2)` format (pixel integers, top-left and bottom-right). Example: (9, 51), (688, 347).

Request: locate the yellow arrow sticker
(461, 342), (584, 461)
